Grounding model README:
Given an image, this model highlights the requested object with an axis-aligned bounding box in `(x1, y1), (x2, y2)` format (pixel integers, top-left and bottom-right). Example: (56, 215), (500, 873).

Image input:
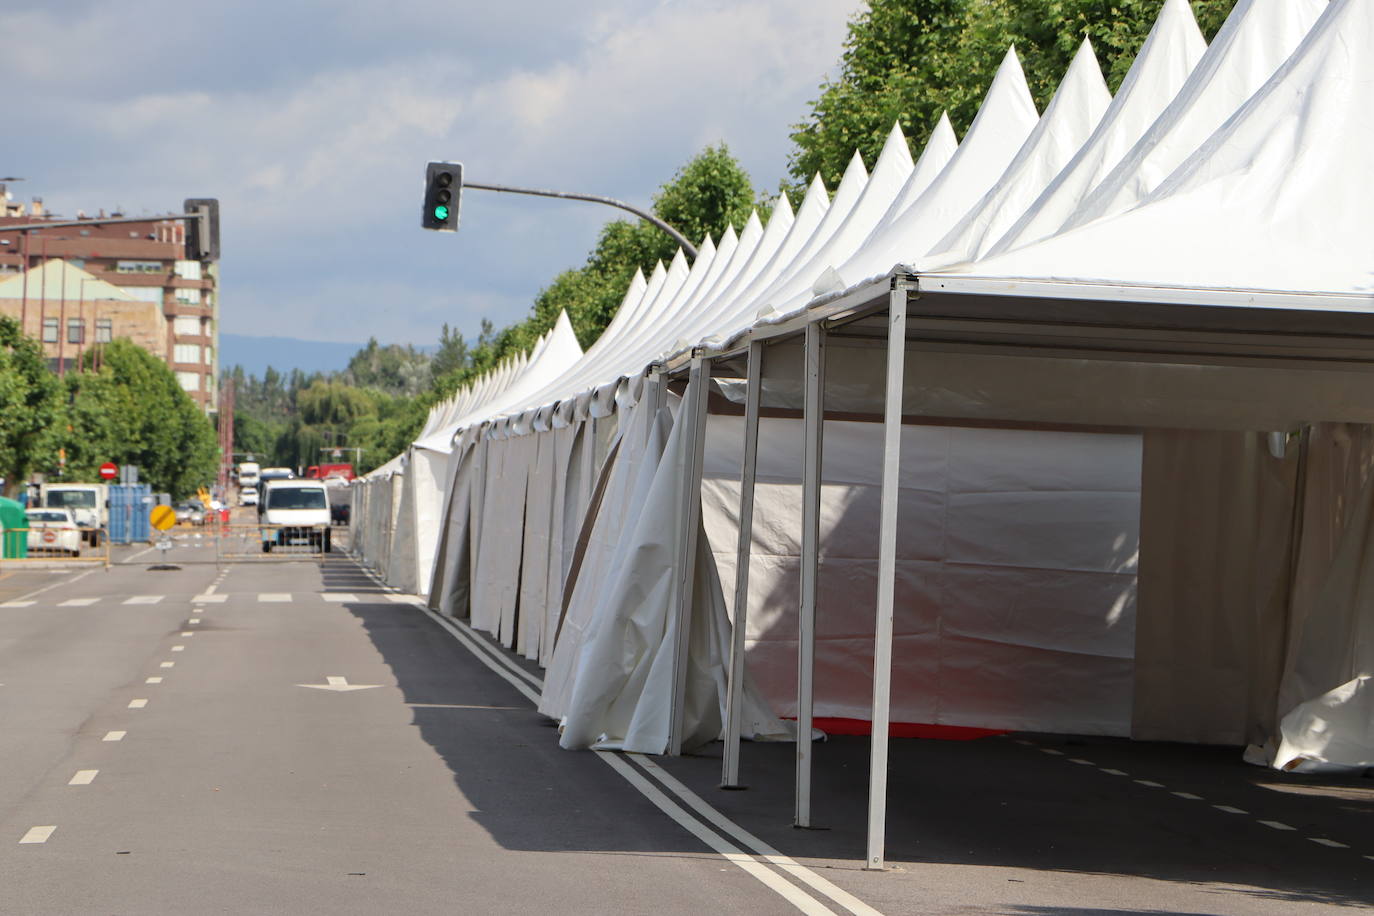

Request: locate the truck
(305, 463), (355, 481)
(40, 483), (109, 546)
(237, 461), (260, 489)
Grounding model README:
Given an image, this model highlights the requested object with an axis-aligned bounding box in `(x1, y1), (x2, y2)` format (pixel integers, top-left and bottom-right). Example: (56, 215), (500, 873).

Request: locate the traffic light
(183, 198), (220, 261)
(422, 161), (462, 232)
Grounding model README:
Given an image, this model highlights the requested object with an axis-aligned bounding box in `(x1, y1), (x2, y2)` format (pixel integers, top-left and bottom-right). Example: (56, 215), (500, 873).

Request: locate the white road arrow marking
(297, 676), (381, 692)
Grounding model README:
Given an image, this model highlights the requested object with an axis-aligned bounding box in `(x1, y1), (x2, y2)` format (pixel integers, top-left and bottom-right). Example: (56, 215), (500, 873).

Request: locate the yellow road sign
(150, 504), (176, 531)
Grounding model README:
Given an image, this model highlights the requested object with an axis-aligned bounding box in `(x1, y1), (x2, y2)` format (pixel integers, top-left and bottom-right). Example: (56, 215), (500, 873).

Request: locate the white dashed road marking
(188, 618), (200, 625)
(322, 593), (357, 602)
(1260, 820), (1296, 831)
(160, 662), (174, 668)
(103, 731), (126, 742)
(69, 770), (98, 786)
(1, 601), (36, 608)
(259, 593), (292, 603)
(128, 699), (148, 709)
(1100, 768), (1128, 776)
(192, 594), (227, 603)
(1172, 792), (1203, 801)
(1135, 780), (1164, 788)
(123, 595), (163, 605)
(146, 677), (162, 684)
(171, 645), (185, 652)
(1214, 805), (1247, 815)
(20, 826), (55, 844)
(180, 632), (194, 637)
(1310, 838), (1348, 848)
(59, 598), (99, 607)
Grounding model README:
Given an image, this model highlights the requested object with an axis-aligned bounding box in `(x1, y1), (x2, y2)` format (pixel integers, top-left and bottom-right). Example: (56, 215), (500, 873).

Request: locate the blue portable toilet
(108, 484), (153, 544)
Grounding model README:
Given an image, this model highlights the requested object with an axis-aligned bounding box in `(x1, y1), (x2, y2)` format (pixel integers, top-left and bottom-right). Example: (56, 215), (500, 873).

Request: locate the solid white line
(596, 751), (834, 915)
(59, 597), (99, 607)
(322, 593), (357, 602)
(19, 826), (55, 844)
(103, 731), (126, 742)
(122, 545), (159, 563)
(421, 607), (543, 690)
(7, 568), (96, 603)
(69, 770), (98, 786)
(631, 755), (885, 916)
(123, 595), (163, 605)
(412, 601), (875, 915)
(128, 699), (148, 709)
(259, 593), (291, 603)
(146, 677), (163, 684)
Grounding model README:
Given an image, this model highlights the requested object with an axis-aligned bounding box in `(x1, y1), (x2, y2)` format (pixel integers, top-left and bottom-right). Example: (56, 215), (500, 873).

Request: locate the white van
(41, 483), (109, 546)
(259, 479), (331, 553)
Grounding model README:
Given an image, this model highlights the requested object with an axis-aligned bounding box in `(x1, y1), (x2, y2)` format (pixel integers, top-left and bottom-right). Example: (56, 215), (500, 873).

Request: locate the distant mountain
(220, 334), (365, 377)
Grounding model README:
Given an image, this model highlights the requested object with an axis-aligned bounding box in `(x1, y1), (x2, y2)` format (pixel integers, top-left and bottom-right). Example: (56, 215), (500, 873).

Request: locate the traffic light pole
(463, 181), (698, 259)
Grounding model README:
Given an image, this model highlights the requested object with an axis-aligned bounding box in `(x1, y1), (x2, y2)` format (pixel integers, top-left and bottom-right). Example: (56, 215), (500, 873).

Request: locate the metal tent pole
(667, 354), (713, 756)
(722, 339), (764, 788)
(866, 278), (911, 870)
(797, 322), (825, 827)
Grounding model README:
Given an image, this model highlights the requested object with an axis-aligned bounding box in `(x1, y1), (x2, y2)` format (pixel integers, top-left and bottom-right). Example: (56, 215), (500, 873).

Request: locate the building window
(96, 319), (113, 343)
(42, 317), (58, 343)
(205, 346), (214, 365)
(174, 343), (202, 364)
(119, 287), (163, 304)
(67, 318), (84, 344)
(175, 289), (201, 304)
(173, 316), (201, 336)
(115, 260), (163, 274)
(176, 371), (200, 392)
(174, 260), (202, 281)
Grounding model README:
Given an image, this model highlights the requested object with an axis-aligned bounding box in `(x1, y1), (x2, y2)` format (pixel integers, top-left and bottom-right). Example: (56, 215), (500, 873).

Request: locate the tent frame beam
(722, 339), (764, 788)
(796, 322), (826, 827)
(867, 277), (914, 870)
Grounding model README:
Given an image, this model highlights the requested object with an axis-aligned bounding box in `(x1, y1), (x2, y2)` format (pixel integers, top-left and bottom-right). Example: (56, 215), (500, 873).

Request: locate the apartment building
(0, 187), (220, 411)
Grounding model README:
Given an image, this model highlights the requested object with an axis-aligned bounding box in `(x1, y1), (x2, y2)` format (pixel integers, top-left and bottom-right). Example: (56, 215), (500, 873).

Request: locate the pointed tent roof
(839, 46), (1040, 285)
(987, 0), (1207, 255)
(927, 39), (1112, 265)
(957, 0), (1374, 298)
(1067, 0), (1325, 231)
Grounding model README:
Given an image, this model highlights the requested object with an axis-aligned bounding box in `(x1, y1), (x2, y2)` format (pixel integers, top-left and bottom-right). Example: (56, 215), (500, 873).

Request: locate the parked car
(25, 508), (82, 556)
(174, 502), (205, 525)
(240, 487), (259, 507)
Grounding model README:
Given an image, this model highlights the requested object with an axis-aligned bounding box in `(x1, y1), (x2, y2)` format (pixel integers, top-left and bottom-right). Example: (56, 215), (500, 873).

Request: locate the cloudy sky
(3, 0), (863, 348)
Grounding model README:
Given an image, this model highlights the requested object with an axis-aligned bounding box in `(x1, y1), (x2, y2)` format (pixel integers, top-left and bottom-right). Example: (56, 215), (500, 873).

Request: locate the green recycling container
(0, 496), (27, 559)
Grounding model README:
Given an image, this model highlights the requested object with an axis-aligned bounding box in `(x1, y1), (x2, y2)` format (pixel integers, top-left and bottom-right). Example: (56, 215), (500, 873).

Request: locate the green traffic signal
(434, 204), (450, 221)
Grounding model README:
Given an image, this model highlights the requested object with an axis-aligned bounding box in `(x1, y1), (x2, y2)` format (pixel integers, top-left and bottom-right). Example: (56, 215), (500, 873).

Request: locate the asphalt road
(2, 536), (1372, 914)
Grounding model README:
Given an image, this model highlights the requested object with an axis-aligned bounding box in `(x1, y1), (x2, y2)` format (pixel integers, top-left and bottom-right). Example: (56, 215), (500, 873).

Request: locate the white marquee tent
(350, 0), (1374, 867)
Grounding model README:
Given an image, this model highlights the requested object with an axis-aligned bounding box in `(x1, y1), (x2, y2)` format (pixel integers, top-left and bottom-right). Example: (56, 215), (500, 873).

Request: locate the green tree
(788, 0), (1238, 191)
(62, 340), (217, 499)
(0, 316), (60, 496)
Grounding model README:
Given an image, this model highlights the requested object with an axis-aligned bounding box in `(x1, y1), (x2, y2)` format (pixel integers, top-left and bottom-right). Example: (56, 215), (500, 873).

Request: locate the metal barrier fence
(214, 523), (336, 562)
(0, 526), (112, 568)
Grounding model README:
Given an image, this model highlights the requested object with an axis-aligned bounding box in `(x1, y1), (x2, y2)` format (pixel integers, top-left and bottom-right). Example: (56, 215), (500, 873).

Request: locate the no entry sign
(99, 463), (118, 480)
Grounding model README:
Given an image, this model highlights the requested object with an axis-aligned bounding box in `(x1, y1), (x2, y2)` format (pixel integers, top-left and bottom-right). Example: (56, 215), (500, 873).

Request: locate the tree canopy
(788, 0), (1237, 191)
(0, 316), (60, 496)
(61, 340), (218, 499)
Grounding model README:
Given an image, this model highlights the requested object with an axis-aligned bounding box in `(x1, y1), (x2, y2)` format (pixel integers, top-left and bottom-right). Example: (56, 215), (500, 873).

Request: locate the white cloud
(3, 0), (861, 346)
